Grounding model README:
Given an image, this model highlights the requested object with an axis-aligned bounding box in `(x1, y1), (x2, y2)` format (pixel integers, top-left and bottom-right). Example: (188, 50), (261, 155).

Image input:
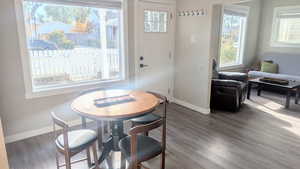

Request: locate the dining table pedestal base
(91, 120), (127, 169)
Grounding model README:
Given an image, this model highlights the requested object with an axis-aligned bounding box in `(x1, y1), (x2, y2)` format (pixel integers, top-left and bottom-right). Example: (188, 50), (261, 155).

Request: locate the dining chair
(130, 92), (168, 136)
(51, 112), (100, 169)
(119, 118), (166, 169)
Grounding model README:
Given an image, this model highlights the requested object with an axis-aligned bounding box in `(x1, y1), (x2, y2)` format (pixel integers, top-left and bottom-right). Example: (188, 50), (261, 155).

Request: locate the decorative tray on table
(259, 77), (289, 85)
(94, 94), (136, 107)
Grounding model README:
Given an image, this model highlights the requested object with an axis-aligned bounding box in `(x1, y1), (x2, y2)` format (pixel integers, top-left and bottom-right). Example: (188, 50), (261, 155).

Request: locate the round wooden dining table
(71, 89), (159, 168)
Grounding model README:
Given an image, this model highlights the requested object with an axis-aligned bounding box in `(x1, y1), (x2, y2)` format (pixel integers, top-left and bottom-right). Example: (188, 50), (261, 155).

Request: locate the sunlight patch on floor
(263, 101), (284, 110)
(247, 100), (300, 137)
(206, 138), (231, 159)
(247, 99), (299, 121)
(282, 125), (300, 137)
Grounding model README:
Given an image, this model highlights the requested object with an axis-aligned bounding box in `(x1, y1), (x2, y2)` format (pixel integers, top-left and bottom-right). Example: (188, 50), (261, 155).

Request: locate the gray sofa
(248, 53), (300, 82)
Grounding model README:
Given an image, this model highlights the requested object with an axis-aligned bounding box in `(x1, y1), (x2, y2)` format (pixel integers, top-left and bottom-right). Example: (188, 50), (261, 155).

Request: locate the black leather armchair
(210, 61), (248, 111)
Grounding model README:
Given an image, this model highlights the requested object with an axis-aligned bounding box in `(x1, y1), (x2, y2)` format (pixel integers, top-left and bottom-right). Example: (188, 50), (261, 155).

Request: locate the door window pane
(22, 1), (123, 89)
(144, 10), (168, 33)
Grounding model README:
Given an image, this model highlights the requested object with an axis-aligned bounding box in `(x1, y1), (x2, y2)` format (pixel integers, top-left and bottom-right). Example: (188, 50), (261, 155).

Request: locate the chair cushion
(56, 129), (97, 153)
(130, 113), (161, 124)
(119, 135), (162, 162)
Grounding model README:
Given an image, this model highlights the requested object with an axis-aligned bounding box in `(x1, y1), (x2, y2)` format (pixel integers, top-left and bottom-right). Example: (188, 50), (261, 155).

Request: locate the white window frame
(14, 0), (129, 99)
(218, 5), (249, 70)
(271, 6), (300, 48)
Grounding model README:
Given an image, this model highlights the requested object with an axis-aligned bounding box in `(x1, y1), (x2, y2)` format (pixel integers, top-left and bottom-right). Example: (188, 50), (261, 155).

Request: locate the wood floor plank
(6, 91), (300, 169)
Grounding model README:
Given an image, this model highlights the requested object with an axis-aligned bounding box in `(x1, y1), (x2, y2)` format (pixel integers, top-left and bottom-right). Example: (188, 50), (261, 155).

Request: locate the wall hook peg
(191, 11), (195, 16)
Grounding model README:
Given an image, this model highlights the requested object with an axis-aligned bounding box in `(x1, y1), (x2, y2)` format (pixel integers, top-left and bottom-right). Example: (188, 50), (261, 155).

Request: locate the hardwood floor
(6, 91), (300, 169)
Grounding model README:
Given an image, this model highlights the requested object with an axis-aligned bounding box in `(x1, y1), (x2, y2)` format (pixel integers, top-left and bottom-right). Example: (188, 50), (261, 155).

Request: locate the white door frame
(133, 0), (176, 96)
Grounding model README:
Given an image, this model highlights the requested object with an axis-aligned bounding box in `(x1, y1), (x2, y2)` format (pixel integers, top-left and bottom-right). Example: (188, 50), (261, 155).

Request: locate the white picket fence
(30, 48), (120, 85)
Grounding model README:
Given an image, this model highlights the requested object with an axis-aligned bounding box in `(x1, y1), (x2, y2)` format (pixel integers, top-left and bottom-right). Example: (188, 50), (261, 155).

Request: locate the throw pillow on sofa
(261, 61), (278, 73)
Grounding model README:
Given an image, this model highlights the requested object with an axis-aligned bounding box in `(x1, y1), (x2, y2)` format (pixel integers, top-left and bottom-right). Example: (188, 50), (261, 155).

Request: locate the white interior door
(136, 1), (175, 97)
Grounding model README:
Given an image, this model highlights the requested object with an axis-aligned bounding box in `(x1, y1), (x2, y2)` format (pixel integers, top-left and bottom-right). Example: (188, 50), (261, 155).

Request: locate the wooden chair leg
(161, 151), (165, 169)
(86, 148), (92, 167)
(92, 143), (99, 169)
(55, 151), (60, 169)
(81, 117), (92, 167)
(96, 121), (103, 150)
(64, 153), (71, 169)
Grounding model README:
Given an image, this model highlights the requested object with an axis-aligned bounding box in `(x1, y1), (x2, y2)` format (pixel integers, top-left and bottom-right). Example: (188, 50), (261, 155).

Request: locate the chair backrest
(146, 91), (167, 155)
(129, 118), (166, 169)
(51, 112), (70, 152)
(146, 91), (168, 118)
(51, 112), (68, 129)
(129, 119), (163, 135)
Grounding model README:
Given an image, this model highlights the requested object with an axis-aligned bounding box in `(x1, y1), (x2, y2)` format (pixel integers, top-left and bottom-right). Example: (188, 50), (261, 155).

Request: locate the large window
(219, 6), (248, 68)
(16, 0), (126, 97)
(271, 6), (300, 47)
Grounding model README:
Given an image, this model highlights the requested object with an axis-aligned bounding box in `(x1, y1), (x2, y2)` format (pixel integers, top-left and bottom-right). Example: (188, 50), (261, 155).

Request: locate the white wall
(174, 0), (213, 114)
(238, 0), (261, 67)
(0, 0), (136, 140)
(174, 0), (245, 113)
(210, 4), (223, 65)
(257, 0), (300, 57)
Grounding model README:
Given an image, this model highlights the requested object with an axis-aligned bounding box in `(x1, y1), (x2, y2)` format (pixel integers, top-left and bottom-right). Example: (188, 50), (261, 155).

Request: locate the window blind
(276, 7), (300, 18)
(24, 0), (122, 9)
(224, 9), (247, 17)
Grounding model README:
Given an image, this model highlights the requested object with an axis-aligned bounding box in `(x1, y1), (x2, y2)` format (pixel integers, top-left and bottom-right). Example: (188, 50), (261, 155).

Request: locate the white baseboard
(171, 98), (210, 115)
(5, 119), (92, 144)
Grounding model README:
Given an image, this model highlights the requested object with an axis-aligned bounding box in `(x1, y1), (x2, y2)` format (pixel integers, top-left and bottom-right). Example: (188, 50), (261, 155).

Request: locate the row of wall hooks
(178, 9), (206, 17)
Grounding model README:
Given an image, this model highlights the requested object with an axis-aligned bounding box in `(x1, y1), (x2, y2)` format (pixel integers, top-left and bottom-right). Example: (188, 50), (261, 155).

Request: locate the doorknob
(140, 63), (149, 68)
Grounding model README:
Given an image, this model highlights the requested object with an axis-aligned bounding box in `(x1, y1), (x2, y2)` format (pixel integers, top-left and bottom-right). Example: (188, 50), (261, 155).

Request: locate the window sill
(219, 64), (245, 71)
(25, 79), (131, 99)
